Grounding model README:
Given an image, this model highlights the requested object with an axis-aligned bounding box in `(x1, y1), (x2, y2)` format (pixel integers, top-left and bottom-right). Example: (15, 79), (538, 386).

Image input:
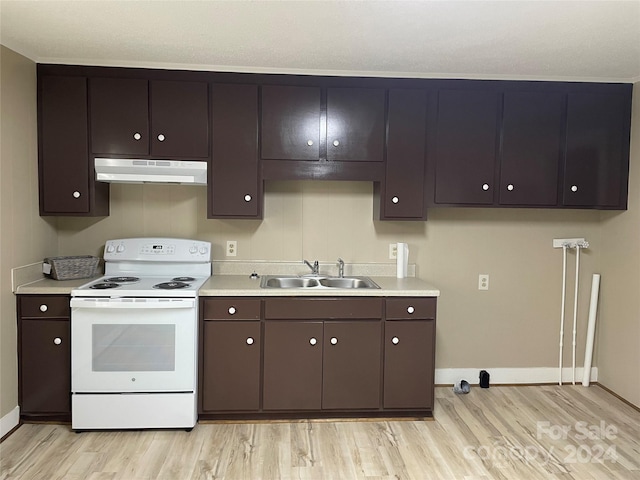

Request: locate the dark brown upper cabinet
(433, 89), (500, 205)
(376, 89), (428, 220)
(563, 91), (631, 209)
(326, 87), (385, 163)
(39, 75), (109, 216)
(499, 91), (564, 206)
(261, 85), (321, 161)
(90, 78), (209, 158)
(209, 83), (262, 219)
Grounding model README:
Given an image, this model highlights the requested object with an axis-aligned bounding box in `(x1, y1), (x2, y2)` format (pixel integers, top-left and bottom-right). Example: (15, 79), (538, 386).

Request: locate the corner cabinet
(38, 75), (109, 216)
(17, 295), (71, 420)
(199, 296), (437, 420)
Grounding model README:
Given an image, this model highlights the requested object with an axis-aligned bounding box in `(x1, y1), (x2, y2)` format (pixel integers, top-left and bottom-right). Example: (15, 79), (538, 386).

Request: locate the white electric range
(70, 237), (211, 431)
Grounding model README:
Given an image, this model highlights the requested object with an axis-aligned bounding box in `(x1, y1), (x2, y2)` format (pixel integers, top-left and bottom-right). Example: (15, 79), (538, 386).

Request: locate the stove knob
(106, 244), (116, 253)
(116, 244), (125, 253)
(189, 245), (198, 254)
(199, 246), (208, 255)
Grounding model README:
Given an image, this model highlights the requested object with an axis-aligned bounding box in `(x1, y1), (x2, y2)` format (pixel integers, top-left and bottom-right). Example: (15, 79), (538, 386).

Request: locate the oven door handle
(70, 298), (196, 309)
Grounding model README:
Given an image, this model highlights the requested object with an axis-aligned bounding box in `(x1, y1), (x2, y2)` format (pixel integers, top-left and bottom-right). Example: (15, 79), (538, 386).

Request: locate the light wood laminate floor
(1, 385), (639, 479)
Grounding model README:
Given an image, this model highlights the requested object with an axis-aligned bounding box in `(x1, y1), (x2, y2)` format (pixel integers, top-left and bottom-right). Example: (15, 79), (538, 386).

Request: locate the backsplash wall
(57, 180), (603, 372)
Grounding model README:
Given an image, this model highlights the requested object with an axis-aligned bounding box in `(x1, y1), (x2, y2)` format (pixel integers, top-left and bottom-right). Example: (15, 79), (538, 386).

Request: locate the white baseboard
(436, 367), (598, 386)
(0, 406), (20, 438)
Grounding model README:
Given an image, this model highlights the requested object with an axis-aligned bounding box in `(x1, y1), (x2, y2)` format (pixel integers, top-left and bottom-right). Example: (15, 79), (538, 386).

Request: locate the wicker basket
(43, 255), (100, 281)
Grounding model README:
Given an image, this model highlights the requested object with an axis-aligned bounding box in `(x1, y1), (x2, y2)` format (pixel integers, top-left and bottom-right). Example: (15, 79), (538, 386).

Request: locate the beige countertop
(15, 274), (439, 297)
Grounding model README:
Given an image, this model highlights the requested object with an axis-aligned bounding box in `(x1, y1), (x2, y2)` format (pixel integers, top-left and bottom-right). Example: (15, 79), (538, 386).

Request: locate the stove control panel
(104, 238), (211, 262)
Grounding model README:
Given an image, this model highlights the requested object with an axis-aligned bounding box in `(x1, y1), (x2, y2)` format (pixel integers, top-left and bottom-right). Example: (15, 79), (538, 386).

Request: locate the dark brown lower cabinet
(384, 320), (435, 409)
(263, 321), (323, 410)
(201, 321), (261, 412)
(18, 295), (71, 417)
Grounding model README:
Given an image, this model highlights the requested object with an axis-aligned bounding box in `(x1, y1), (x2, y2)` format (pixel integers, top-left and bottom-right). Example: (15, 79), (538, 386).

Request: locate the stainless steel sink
(260, 275), (380, 289)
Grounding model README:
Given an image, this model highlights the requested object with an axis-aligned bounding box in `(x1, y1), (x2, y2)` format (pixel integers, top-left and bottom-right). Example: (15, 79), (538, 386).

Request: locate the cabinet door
(263, 321), (323, 410)
(381, 89), (428, 219)
(434, 89), (499, 204)
(210, 84), (261, 218)
(384, 320), (435, 409)
(150, 80), (209, 158)
(563, 92), (630, 208)
(90, 77), (149, 156)
(322, 321), (381, 410)
(39, 76), (90, 214)
(500, 91), (564, 206)
(201, 321), (261, 412)
(261, 85), (321, 160)
(20, 319), (71, 414)
(326, 88), (385, 162)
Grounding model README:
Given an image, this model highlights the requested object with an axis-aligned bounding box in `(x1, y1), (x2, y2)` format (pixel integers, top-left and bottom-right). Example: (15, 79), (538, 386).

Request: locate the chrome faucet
(303, 259), (319, 275)
(337, 258), (345, 278)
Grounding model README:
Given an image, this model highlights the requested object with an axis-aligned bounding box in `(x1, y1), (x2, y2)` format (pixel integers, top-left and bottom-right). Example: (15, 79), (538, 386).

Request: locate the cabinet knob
(330, 337), (338, 345)
(332, 140), (340, 147)
(307, 140), (314, 146)
(228, 306), (236, 315)
(39, 304), (48, 312)
(53, 337), (62, 345)
(157, 134), (166, 142)
(391, 336), (400, 345)
(246, 337), (254, 345)
(309, 337), (317, 346)
(507, 184), (514, 191)
(391, 196), (399, 204)
(72, 191), (81, 199)
(407, 306), (415, 314)
(571, 185), (578, 192)
(244, 194), (252, 202)
(133, 132), (142, 140)
(482, 183), (490, 191)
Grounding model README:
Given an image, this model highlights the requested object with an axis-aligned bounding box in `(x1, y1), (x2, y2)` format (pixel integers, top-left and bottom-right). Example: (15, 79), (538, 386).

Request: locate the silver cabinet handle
(309, 337), (317, 346)
(307, 140), (314, 146)
(72, 191), (81, 199)
(571, 185), (578, 192)
(228, 307), (236, 315)
(133, 132), (141, 140)
(507, 184), (514, 191)
(332, 140), (340, 147)
(244, 194), (252, 202)
(53, 337), (62, 345)
(391, 336), (399, 345)
(330, 337), (338, 345)
(407, 306), (415, 314)
(246, 337), (254, 345)
(157, 134), (165, 142)
(482, 183), (490, 191)
(39, 304), (48, 312)
(392, 196), (399, 204)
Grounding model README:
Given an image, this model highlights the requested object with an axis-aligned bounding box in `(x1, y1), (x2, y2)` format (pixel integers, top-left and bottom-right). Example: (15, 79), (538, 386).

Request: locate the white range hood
(94, 158), (207, 185)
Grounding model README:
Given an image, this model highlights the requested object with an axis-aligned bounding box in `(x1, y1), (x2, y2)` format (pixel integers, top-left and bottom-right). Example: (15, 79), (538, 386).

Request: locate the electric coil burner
(70, 238), (211, 431)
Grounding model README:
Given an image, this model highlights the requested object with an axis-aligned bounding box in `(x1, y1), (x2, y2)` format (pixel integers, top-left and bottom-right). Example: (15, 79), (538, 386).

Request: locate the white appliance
(94, 158), (207, 185)
(70, 237), (211, 431)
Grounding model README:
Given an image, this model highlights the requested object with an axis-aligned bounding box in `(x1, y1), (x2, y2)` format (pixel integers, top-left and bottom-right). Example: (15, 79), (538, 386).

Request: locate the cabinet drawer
(385, 298), (436, 320)
(202, 298), (261, 320)
(265, 298), (383, 320)
(20, 296), (70, 318)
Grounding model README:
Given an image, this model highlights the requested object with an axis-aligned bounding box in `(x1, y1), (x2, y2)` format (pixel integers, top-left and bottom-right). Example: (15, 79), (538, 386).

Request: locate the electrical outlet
(226, 240), (237, 257)
(478, 274), (489, 290)
(389, 243), (397, 259)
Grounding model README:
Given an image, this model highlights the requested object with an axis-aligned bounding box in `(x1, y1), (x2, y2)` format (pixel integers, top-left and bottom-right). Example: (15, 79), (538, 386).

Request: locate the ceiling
(1, 0), (639, 82)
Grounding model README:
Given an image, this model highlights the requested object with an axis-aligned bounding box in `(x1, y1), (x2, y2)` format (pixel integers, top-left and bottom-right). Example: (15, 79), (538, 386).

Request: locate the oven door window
(92, 324), (176, 372)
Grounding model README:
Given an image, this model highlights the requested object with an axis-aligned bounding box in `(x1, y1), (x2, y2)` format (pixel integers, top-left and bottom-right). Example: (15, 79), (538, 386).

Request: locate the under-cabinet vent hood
(94, 158), (207, 185)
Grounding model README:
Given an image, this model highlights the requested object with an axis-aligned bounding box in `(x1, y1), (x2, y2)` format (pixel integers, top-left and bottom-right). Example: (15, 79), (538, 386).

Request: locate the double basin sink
(260, 275), (380, 290)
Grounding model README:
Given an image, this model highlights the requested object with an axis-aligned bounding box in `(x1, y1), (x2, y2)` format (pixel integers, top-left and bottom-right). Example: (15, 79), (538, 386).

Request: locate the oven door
(70, 297), (197, 393)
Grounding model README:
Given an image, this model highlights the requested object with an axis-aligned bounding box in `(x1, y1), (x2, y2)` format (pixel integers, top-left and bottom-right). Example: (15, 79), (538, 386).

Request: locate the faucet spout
(303, 259), (320, 275)
(337, 258), (345, 278)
